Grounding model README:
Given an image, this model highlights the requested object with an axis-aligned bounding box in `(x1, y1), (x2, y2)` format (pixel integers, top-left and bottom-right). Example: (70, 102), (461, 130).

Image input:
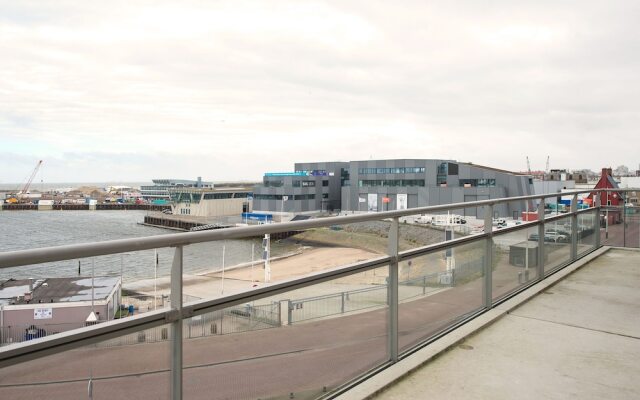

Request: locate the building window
(358, 167), (425, 174)
(294, 194), (316, 200)
(292, 180), (301, 187)
(264, 180), (284, 188)
(322, 180), (329, 187)
(301, 181), (315, 187)
(322, 193), (329, 199)
(358, 179), (425, 187)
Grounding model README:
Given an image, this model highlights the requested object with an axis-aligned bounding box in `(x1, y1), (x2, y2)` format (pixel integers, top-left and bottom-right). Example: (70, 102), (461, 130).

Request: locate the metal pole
(595, 194), (601, 248)
(483, 205), (493, 309)
(171, 246), (183, 400)
(623, 200), (627, 247)
(264, 234), (271, 283)
(91, 258), (95, 313)
(154, 249), (158, 311)
(251, 243), (255, 286)
(571, 194), (578, 260)
(388, 217), (399, 362)
(537, 199), (545, 280)
(221, 243), (226, 295)
(605, 191), (609, 239)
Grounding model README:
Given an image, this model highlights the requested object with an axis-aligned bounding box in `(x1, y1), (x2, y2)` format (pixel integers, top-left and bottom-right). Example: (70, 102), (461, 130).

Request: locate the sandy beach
(126, 245), (382, 301)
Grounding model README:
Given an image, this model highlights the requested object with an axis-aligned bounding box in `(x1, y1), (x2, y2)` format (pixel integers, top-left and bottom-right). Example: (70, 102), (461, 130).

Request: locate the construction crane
(17, 160), (43, 200)
(545, 156), (550, 173)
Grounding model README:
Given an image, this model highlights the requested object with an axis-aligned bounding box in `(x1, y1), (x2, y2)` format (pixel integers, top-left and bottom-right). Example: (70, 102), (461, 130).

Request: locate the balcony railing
(0, 189), (636, 399)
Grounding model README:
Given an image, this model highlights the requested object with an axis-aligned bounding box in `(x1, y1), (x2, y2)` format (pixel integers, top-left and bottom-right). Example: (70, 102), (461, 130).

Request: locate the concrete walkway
(373, 248), (640, 400)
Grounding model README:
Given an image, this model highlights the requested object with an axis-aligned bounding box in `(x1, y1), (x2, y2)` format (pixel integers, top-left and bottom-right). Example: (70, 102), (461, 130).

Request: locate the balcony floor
(369, 248), (640, 400)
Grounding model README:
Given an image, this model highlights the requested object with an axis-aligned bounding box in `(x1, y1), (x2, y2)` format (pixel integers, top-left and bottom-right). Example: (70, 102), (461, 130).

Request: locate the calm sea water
(0, 211), (285, 283)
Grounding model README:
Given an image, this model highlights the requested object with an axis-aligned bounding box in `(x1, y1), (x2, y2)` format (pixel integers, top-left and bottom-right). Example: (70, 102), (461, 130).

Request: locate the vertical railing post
(537, 199), (545, 280)
(388, 217), (399, 362)
(287, 300), (293, 326)
(483, 204), (493, 309)
(571, 194), (578, 260)
(341, 292), (345, 314)
(623, 199), (627, 247)
(595, 194), (601, 248)
(170, 246), (183, 400)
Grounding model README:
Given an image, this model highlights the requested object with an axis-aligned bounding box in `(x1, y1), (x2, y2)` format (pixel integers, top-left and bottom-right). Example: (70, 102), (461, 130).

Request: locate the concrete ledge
(335, 246), (611, 400)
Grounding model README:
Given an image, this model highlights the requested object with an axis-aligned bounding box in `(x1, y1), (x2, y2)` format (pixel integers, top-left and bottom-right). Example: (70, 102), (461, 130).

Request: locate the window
(264, 180), (283, 187)
(358, 179), (425, 187)
(203, 193), (233, 200)
(301, 181), (315, 187)
(358, 167), (425, 174)
(292, 180), (301, 187)
(322, 180), (329, 187)
(254, 194), (293, 200)
(294, 194), (315, 200)
(322, 193), (329, 199)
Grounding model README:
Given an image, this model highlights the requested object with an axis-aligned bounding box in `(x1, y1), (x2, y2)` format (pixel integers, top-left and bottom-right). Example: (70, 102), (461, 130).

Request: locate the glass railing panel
(601, 205), (625, 247)
(398, 239), (485, 354)
(623, 204), (640, 248)
(0, 323), (172, 399)
(183, 265), (389, 400)
(577, 210), (598, 256)
(492, 226), (540, 300)
(397, 209), (479, 254)
(0, 249), (165, 347)
(543, 216), (572, 275)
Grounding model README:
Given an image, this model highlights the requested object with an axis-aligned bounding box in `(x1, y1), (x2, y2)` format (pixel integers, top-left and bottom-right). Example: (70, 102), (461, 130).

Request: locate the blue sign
(242, 213), (273, 221)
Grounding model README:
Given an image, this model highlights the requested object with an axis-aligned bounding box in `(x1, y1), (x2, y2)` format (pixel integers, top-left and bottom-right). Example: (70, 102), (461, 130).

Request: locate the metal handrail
(0, 188), (618, 269)
(0, 188), (630, 394)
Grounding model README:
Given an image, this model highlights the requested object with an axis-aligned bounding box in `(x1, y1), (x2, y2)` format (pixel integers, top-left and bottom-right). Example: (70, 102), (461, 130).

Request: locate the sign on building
(397, 194), (408, 210)
(34, 308), (53, 320)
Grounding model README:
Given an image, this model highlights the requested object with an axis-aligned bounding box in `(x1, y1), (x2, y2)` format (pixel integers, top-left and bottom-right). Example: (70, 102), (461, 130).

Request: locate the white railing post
(171, 246), (183, 400)
(388, 217), (399, 362)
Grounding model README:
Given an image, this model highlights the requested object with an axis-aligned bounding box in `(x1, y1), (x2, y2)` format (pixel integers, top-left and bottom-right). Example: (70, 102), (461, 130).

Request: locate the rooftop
(0, 276), (120, 305)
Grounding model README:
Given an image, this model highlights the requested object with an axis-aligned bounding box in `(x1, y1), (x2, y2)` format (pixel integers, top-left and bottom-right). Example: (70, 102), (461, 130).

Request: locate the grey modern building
(252, 159), (534, 218)
(253, 162), (348, 214)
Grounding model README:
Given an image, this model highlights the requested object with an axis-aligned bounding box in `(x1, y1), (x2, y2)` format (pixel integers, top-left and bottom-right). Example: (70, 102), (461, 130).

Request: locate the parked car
(528, 233), (557, 242)
(545, 230), (570, 242)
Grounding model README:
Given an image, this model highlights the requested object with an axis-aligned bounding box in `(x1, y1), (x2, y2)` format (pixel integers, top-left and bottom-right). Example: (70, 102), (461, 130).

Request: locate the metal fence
(1, 302), (281, 348)
(0, 189), (634, 400)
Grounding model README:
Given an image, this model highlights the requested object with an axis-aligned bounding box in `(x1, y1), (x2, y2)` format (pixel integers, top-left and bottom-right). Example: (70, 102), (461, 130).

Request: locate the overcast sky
(1, 0), (638, 184)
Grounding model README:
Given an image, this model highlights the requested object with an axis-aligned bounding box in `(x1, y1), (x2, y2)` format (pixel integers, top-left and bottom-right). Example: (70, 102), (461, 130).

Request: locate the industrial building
(252, 159), (534, 218)
(169, 187), (253, 217)
(252, 162), (347, 215)
(140, 178), (213, 204)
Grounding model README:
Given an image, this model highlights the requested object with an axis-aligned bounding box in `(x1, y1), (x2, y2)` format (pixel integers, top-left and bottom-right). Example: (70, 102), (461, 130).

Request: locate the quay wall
(0, 204), (166, 211)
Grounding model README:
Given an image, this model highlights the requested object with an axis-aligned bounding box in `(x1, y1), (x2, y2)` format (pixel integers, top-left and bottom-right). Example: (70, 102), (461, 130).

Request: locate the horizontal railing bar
(0, 198), (608, 373)
(0, 309), (168, 368)
(0, 256), (391, 365)
(186, 256), (391, 317)
(0, 189), (616, 269)
(398, 232), (488, 261)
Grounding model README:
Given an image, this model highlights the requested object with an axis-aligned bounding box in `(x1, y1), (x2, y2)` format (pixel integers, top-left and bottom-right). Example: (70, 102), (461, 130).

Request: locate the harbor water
(0, 211), (295, 284)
